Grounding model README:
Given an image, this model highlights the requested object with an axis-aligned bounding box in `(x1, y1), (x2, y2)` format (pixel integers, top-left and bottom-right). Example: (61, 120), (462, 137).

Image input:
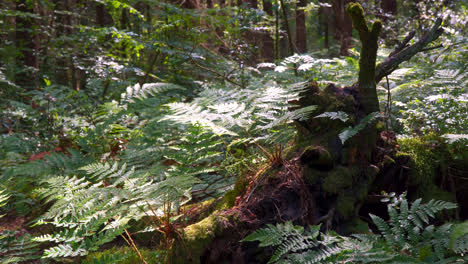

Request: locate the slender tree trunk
(346, 3), (382, 159)
(279, 0), (296, 55)
(347, 3), (381, 115)
(381, 0), (397, 16)
(332, 0), (353, 56)
(275, 1), (280, 60)
(96, 2), (113, 26)
(245, 0), (258, 8)
(261, 0), (274, 61)
(15, 0), (38, 89)
(318, 2), (330, 50)
(295, 0), (307, 53)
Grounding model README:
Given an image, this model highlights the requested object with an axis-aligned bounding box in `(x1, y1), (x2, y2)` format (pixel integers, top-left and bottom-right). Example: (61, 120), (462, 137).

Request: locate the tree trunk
(279, 0), (296, 55)
(332, 0), (353, 56)
(347, 3), (381, 115)
(318, 2), (331, 50)
(381, 0), (397, 16)
(15, 0), (39, 90)
(261, 0), (274, 61)
(96, 2), (114, 27)
(295, 0), (307, 53)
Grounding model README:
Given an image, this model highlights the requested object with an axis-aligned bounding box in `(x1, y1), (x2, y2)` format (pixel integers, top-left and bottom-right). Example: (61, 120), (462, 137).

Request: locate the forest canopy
(0, 0), (467, 263)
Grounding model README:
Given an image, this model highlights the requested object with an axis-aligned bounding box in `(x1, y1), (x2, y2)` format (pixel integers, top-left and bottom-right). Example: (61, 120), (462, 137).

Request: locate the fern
(370, 193), (459, 261)
(243, 222), (349, 264)
(450, 221), (468, 254)
(33, 155), (203, 258)
(0, 187), (9, 218)
(315, 111), (350, 123)
(339, 112), (383, 144)
(0, 230), (41, 264)
(121, 82), (186, 104)
(243, 195), (466, 264)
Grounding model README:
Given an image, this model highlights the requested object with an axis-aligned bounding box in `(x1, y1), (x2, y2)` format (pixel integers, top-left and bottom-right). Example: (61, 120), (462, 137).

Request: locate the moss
(381, 155), (395, 167)
(365, 164), (380, 181)
(346, 3), (368, 33)
(322, 166), (355, 194)
(398, 136), (438, 185)
(371, 20), (383, 36)
(171, 211), (232, 264)
(343, 217), (369, 234)
(302, 166), (328, 185)
(300, 146), (333, 170)
(375, 121), (385, 132)
(216, 174), (249, 210)
(336, 194), (356, 218)
(356, 183), (369, 201)
(82, 247), (162, 264)
(398, 134), (457, 203)
(395, 151), (411, 164)
(419, 183), (455, 203)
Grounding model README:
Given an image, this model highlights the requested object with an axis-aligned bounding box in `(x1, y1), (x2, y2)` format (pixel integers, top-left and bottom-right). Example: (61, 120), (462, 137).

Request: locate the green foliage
(243, 194), (467, 264)
(0, 231), (41, 264)
(314, 111), (349, 123)
(243, 222), (347, 264)
(0, 188), (9, 219)
(339, 112), (383, 144)
(32, 159), (199, 258)
(0, 1), (466, 261)
(0, 188), (41, 264)
(82, 247), (162, 264)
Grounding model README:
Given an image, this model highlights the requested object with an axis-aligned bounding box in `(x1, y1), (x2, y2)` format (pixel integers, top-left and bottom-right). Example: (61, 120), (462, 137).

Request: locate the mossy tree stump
(171, 3), (447, 263)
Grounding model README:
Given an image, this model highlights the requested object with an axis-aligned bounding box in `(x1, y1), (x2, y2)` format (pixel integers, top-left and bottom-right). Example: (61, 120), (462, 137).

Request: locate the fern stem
(124, 228), (147, 264)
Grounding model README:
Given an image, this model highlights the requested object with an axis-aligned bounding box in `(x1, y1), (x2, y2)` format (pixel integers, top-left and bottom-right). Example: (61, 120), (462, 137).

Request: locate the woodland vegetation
(0, 0), (467, 263)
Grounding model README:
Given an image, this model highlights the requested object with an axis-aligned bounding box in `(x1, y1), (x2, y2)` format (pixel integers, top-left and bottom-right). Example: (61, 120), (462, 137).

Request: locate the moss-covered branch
(346, 3), (382, 114)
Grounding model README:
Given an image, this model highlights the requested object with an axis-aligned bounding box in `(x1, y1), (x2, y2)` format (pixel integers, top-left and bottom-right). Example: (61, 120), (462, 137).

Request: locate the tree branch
(190, 58), (243, 87)
(375, 18), (443, 83)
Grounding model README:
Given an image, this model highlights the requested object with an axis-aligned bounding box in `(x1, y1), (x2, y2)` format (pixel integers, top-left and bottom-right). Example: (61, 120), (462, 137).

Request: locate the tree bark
(381, 0), (397, 16)
(15, 0), (39, 89)
(279, 0), (296, 55)
(96, 3), (114, 27)
(332, 0), (353, 56)
(295, 0), (307, 53)
(318, 2), (330, 50)
(261, 0), (274, 61)
(346, 3), (382, 115)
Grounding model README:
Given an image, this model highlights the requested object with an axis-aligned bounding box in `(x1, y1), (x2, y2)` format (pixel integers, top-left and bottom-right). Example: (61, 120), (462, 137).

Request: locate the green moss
(343, 217), (369, 234)
(171, 211), (233, 264)
(322, 166), (355, 194)
(375, 121), (386, 132)
(336, 194), (356, 218)
(300, 146), (333, 170)
(419, 183), (455, 203)
(356, 183), (369, 201)
(398, 134), (456, 203)
(371, 20), (383, 36)
(364, 164), (380, 181)
(398, 136), (438, 185)
(216, 174), (249, 210)
(82, 247), (162, 264)
(346, 3), (368, 33)
(302, 166), (328, 185)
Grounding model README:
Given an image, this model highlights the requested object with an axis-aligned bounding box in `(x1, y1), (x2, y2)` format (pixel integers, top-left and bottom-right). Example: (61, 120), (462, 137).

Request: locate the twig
(389, 31), (415, 57)
(421, 44), (443, 52)
(124, 229), (147, 264)
(190, 58), (243, 87)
